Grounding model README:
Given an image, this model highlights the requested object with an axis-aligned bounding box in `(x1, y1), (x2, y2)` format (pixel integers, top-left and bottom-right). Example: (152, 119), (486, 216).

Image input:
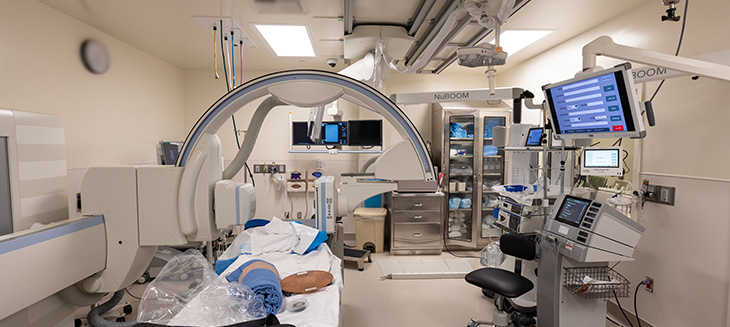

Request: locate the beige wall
(0, 0), (185, 169)
(0, 0), (186, 218)
(497, 1), (730, 326)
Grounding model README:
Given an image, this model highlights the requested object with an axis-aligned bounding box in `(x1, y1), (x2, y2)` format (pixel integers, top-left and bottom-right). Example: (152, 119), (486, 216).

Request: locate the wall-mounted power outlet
(644, 276), (654, 293)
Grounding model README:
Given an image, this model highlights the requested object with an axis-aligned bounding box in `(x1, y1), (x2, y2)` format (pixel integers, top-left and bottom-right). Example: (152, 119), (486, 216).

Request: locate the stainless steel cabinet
(432, 103), (511, 249)
(390, 192), (444, 255)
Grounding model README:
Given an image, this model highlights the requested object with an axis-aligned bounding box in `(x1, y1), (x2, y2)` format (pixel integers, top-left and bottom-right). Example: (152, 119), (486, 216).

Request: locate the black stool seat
(465, 268), (534, 298)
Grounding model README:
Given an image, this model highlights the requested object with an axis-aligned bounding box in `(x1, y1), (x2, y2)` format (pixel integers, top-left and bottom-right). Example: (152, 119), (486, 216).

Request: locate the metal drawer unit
(390, 192), (444, 255)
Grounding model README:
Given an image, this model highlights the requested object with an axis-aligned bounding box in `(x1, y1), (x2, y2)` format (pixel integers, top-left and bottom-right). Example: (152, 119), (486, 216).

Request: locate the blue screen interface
(525, 128), (543, 146)
(321, 122), (348, 145)
(547, 71), (634, 135)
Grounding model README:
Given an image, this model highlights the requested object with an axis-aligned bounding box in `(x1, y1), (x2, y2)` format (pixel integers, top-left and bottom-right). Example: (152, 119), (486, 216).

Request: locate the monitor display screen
(524, 128), (544, 146)
(348, 120), (382, 146)
(292, 122), (318, 145)
(161, 142), (182, 165)
(555, 195), (592, 227)
(321, 121), (348, 145)
(543, 64), (645, 139)
(584, 148), (620, 168)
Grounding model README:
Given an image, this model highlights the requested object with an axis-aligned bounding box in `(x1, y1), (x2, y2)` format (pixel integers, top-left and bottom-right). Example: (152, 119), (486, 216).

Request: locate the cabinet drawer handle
(413, 203), (423, 207)
(413, 233), (422, 237)
(414, 215), (423, 219)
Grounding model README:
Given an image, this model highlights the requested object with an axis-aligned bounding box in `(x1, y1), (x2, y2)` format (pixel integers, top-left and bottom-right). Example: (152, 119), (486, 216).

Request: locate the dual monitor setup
(292, 120), (382, 147)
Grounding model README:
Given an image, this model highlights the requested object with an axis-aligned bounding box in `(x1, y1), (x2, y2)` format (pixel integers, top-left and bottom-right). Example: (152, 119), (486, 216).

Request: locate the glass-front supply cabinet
(431, 104), (510, 249)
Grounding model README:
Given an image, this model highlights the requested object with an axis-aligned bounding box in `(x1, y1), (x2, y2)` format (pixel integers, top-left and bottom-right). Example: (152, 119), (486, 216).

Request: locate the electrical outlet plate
(645, 184), (675, 205)
(644, 276), (654, 293)
(253, 164), (286, 174)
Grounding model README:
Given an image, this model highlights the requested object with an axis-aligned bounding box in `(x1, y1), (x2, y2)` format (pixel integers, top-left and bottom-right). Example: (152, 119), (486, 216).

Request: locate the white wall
(497, 1), (730, 326)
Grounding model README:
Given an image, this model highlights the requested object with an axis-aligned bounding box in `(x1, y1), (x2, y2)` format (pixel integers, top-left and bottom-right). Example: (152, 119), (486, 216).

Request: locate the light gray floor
(341, 251), (494, 327)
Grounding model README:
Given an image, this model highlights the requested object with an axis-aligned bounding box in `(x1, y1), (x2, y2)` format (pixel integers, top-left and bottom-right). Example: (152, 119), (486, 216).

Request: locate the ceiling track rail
(408, 0), (437, 36)
(404, 0), (459, 66)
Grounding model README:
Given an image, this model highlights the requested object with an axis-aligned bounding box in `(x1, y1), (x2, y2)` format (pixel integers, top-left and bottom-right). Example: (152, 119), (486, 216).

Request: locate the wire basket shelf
(563, 266), (630, 299)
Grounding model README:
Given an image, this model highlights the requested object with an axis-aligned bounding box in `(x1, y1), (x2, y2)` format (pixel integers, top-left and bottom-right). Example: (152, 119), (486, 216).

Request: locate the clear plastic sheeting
(137, 250), (266, 326)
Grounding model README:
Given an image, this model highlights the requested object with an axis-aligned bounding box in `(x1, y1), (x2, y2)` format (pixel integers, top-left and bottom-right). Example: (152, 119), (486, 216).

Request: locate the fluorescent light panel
(254, 24), (316, 57)
(489, 30), (552, 54)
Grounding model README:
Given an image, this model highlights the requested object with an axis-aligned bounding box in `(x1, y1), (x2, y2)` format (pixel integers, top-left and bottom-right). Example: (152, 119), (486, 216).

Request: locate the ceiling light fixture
(489, 30), (553, 54)
(253, 24), (316, 57)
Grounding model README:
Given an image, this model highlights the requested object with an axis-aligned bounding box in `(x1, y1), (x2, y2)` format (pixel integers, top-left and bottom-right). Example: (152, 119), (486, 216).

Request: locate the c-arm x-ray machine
(0, 70), (435, 322)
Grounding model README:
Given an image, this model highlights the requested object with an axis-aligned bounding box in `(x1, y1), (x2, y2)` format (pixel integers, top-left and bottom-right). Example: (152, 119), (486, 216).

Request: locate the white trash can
(354, 207), (387, 253)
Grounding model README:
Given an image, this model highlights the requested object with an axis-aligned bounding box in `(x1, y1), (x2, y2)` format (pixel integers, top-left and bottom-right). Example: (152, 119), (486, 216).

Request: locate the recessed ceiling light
(253, 24), (316, 57)
(488, 30), (553, 55)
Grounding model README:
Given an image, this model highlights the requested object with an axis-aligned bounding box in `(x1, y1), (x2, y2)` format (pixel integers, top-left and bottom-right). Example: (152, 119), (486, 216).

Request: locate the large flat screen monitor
(348, 120), (382, 146)
(292, 122), (318, 145)
(321, 121), (348, 145)
(543, 63), (646, 140)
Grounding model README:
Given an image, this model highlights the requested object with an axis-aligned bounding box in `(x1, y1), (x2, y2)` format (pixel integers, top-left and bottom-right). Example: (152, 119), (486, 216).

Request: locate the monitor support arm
(582, 36), (730, 82)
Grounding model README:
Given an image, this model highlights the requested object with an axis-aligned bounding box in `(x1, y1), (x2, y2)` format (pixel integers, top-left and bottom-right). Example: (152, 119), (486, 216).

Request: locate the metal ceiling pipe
(421, 11), (472, 71)
(404, 0), (458, 65)
(344, 0), (354, 35)
(408, 0), (437, 36)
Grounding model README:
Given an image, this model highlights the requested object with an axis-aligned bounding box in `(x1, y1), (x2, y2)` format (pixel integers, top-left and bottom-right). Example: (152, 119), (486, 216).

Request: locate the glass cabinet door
(481, 116), (506, 238)
(446, 115), (475, 244)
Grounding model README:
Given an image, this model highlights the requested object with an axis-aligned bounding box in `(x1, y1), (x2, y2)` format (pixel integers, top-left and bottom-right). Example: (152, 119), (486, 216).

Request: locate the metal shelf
(450, 138), (474, 141)
(449, 173), (474, 176)
(449, 208), (473, 212)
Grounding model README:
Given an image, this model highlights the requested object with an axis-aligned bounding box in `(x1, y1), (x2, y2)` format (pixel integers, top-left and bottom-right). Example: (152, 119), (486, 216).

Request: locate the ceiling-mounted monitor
(348, 120), (382, 146)
(543, 63), (646, 140)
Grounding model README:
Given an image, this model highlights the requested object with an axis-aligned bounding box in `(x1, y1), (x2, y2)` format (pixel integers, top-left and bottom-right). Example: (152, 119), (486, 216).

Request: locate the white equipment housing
(314, 176), (337, 234)
(214, 180), (256, 229)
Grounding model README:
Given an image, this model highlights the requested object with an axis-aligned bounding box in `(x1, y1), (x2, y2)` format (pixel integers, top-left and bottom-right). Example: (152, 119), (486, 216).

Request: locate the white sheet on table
(249, 218), (299, 255)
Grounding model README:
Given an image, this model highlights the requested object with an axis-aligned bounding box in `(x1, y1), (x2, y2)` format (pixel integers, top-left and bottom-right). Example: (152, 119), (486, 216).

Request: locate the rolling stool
(465, 234), (536, 327)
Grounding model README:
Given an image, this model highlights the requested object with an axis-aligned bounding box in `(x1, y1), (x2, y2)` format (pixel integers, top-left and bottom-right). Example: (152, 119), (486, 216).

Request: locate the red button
(612, 125), (624, 131)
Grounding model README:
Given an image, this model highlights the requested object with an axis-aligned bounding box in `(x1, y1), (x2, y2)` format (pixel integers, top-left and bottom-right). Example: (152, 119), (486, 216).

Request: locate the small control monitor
(348, 120), (382, 146)
(554, 195), (592, 227)
(543, 63), (646, 140)
(581, 146), (623, 176)
(524, 127), (544, 147)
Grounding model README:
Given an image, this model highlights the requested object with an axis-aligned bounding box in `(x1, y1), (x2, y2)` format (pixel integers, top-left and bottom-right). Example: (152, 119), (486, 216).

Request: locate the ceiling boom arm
(582, 36), (730, 82)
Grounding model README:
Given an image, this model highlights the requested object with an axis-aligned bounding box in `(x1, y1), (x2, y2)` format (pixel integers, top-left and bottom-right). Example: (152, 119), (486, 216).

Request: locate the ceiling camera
(327, 58), (337, 68)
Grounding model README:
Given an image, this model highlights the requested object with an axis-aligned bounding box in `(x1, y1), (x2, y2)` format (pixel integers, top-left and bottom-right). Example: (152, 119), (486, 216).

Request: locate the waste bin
(354, 207), (387, 253)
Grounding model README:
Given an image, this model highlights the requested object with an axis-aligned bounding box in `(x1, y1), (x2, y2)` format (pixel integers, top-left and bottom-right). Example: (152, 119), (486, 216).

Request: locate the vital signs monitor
(580, 146), (623, 176)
